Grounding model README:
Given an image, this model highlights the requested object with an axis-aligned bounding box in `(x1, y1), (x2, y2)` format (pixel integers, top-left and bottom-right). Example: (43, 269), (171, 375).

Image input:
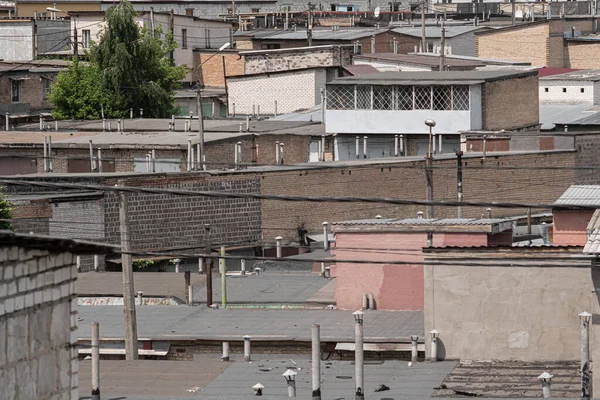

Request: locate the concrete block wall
(566, 41), (600, 69)
(243, 47), (353, 75)
(228, 69), (324, 115)
(539, 80), (595, 104)
(0, 247), (78, 400)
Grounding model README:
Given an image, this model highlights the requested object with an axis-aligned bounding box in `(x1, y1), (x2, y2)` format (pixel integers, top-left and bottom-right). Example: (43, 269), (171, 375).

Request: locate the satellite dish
(374, 6), (381, 18)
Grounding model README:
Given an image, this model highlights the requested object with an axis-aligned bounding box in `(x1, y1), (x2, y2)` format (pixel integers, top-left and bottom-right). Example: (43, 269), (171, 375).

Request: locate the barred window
(452, 85), (469, 110)
(414, 86), (431, 110)
(433, 86), (451, 110)
(356, 85), (372, 109)
(327, 85), (354, 110)
(394, 86), (412, 110)
(373, 86), (393, 110)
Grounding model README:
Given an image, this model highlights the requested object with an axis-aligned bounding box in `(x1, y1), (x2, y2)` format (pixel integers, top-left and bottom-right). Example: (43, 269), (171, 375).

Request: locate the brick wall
(196, 52), (245, 88)
(243, 47), (353, 74)
(260, 151), (577, 241)
(228, 69), (326, 114)
(0, 72), (56, 112)
(476, 23), (549, 66)
(566, 41), (600, 69)
(0, 245), (78, 400)
(102, 174), (262, 252)
(574, 134), (600, 184)
(482, 74), (539, 131)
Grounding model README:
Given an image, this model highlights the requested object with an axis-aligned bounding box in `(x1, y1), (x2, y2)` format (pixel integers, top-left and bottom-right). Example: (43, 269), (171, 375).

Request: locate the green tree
(0, 189), (13, 231)
(50, 0), (187, 119)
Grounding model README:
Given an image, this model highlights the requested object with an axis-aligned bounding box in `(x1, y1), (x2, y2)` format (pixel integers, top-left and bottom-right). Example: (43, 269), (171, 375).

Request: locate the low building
(353, 53), (484, 72)
(14, 0), (101, 18)
(553, 185), (600, 246)
(392, 25), (490, 56)
(0, 230), (116, 400)
(475, 18), (594, 68)
(234, 27), (404, 54)
(0, 17), (70, 61)
(539, 70), (600, 104)
(325, 70), (539, 157)
(331, 216), (514, 311)
(0, 62), (64, 117)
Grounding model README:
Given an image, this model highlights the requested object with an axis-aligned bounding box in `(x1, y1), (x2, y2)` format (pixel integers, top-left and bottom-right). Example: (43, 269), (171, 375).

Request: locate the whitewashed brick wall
(228, 69), (327, 115)
(0, 246), (78, 400)
(539, 80), (595, 104)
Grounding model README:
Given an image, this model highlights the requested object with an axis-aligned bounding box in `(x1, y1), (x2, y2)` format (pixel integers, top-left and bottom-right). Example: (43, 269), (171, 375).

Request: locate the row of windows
(543, 87), (585, 93)
(10, 79), (52, 103)
(327, 85), (470, 111)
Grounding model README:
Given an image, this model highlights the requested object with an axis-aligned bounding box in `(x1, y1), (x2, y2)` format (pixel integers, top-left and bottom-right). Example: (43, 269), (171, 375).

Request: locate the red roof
(537, 67), (580, 78)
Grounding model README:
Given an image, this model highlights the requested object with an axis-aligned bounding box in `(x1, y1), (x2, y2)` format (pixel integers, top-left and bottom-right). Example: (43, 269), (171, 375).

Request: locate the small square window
(581, 88), (585, 93)
(544, 88), (549, 92)
(563, 88), (567, 93)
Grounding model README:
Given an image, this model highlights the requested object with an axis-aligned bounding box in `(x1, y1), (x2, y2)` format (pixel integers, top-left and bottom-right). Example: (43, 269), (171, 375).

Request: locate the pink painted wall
(553, 210), (594, 246)
(333, 230), (510, 311)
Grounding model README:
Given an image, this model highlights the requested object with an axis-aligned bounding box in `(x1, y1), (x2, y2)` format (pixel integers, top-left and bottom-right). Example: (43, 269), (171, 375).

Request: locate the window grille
(373, 86), (393, 110)
(327, 85), (354, 110)
(433, 86), (452, 110)
(394, 86), (412, 110)
(414, 86), (431, 110)
(452, 85), (469, 110)
(356, 85), (372, 109)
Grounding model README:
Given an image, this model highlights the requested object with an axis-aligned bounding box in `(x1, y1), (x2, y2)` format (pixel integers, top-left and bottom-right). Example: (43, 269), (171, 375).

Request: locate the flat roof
(329, 70), (537, 85)
(354, 53), (484, 68)
(0, 230), (118, 254)
(392, 25), (489, 39)
(234, 27), (392, 41)
(332, 217), (515, 233)
(240, 44), (352, 56)
(541, 69), (600, 81)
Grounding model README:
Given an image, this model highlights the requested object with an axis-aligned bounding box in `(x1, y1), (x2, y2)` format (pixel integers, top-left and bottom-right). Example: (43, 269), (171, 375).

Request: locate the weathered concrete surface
(423, 248), (593, 361)
(78, 358), (229, 398)
(433, 360), (580, 398)
(77, 307), (424, 342)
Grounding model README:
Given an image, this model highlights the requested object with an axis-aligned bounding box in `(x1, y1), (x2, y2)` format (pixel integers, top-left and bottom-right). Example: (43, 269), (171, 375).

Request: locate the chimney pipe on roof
(417, 211), (424, 219)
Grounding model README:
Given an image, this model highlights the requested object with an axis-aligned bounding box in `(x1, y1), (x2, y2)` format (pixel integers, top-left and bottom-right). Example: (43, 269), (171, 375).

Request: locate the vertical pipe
(241, 259), (246, 275)
(363, 136), (367, 158)
(151, 149), (156, 173)
(97, 148), (103, 173)
(94, 255), (99, 271)
(411, 335), (418, 363)
(274, 100), (278, 116)
(220, 245), (227, 308)
(279, 143), (284, 164)
(321, 88), (326, 123)
(276, 236), (283, 258)
(89, 139), (95, 172)
(438, 134), (442, 154)
(222, 342), (230, 361)
(197, 144), (201, 170)
(187, 140), (192, 171)
(5, 112), (9, 131)
(190, 147), (195, 170)
(205, 224), (213, 308)
(527, 208), (532, 235)
(431, 331), (438, 362)
(91, 322), (100, 400)
(48, 136), (52, 172)
(432, 134), (436, 154)
(356, 136), (360, 159)
(76, 256), (81, 271)
(237, 142), (242, 166)
(400, 134), (405, 156)
(43, 136), (48, 173)
(199, 257), (204, 274)
(368, 293), (375, 310)
(394, 134), (399, 157)
(323, 222), (329, 250)
(581, 315), (591, 398)
(355, 316), (364, 400)
(39, 115), (43, 131)
(244, 335), (251, 361)
(362, 294), (368, 310)
(246, 116), (250, 131)
(456, 151), (463, 219)
(333, 134), (338, 161)
(482, 134), (487, 159)
(312, 324), (321, 400)
(320, 262), (325, 276)
(275, 141), (280, 164)
(102, 119), (106, 132)
(321, 135), (326, 161)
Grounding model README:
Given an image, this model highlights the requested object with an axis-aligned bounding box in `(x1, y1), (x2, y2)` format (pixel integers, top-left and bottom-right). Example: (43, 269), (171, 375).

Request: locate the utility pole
(456, 151), (463, 218)
(307, 2), (313, 47)
(204, 224), (213, 307)
(439, 21), (445, 71)
(512, 0), (516, 25)
(220, 245), (227, 308)
(421, 0), (426, 52)
(73, 24), (78, 61)
(118, 180), (139, 360)
(196, 88), (205, 170)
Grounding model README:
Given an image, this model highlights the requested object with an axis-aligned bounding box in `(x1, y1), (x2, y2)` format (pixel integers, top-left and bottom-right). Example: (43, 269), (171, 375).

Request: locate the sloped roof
(554, 185), (600, 207)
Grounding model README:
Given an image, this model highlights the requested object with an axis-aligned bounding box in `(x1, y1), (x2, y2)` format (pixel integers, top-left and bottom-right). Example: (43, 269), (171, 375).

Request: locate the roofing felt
(329, 70), (537, 85)
(537, 67), (581, 78)
(392, 25), (489, 38)
(554, 185), (600, 207)
(584, 209), (600, 254)
(0, 230), (118, 254)
(234, 27), (391, 41)
(354, 53), (484, 68)
(332, 217), (515, 226)
(540, 69), (600, 81)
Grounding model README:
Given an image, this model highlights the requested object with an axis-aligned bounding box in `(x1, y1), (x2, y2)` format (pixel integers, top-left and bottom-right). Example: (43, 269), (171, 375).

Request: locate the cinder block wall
(476, 23), (549, 66)
(0, 247), (78, 400)
(243, 47), (352, 75)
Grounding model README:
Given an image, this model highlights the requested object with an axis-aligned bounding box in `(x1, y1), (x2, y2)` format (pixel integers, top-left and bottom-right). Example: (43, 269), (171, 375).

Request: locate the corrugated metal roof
(584, 209), (600, 254)
(554, 185), (600, 207)
(541, 69), (600, 82)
